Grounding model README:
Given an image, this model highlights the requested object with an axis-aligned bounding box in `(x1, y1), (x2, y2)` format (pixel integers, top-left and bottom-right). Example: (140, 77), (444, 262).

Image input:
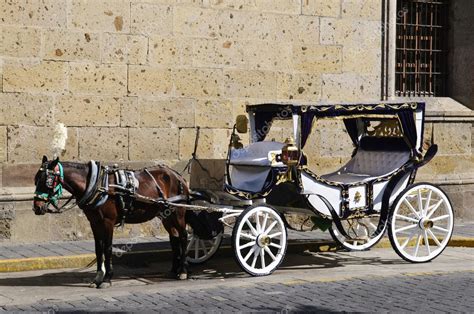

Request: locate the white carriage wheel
(186, 226), (223, 265)
(232, 206), (287, 276)
(388, 183), (454, 263)
(329, 216), (386, 251)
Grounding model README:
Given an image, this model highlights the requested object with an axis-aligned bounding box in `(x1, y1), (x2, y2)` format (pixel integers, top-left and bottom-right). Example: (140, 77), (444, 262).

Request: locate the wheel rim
(331, 216), (385, 250)
(186, 228), (222, 264)
(235, 206), (287, 275)
(391, 184), (453, 262)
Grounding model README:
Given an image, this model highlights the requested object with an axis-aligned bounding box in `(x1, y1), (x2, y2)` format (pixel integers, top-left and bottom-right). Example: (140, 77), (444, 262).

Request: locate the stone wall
(448, 0), (474, 109)
(0, 0), (472, 243)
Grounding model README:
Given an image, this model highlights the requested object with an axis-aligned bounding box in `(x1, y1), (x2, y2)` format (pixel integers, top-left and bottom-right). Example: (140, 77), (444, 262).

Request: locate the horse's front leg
(89, 222), (105, 288)
(98, 218), (115, 289)
(163, 212), (187, 280)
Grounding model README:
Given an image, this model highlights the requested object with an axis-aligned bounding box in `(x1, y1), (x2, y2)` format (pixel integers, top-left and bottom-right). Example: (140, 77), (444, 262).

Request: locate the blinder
(34, 162), (64, 208)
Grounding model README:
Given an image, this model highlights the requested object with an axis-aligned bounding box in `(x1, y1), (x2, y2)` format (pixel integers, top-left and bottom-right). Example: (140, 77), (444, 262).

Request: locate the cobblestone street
(0, 247), (472, 312)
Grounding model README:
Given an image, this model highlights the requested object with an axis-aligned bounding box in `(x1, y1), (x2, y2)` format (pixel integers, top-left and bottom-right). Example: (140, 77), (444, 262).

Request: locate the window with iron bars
(396, 0), (448, 97)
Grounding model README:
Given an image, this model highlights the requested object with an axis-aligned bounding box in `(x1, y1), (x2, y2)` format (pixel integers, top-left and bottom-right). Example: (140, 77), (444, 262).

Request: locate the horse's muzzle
(33, 201), (47, 215)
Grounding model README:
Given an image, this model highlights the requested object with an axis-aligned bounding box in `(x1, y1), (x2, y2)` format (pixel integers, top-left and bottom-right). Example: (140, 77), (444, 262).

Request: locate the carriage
(183, 102), (454, 276)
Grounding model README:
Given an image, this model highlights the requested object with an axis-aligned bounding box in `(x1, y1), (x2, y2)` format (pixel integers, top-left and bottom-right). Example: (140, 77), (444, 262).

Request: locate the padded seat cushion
(230, 141), (285, 166)
(321, 137), (411, 184)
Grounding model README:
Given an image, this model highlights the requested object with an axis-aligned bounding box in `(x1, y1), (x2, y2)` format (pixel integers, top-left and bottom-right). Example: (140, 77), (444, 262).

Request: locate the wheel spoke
(432, 226), (449, 233)
(394, 224), (418, 234)
(395, 214), (419, 223)
(269, 243), (281, 249)
(431, 214), (450, 222)
(186, 238), (195, 252)
(194, 238), (199, 259)
(255, 212), (261, 233)
(427, 229), (442, 247)
(423, 230), (431, 255)
(268, 231), (282, 239)
(240, 232), (256, 240)
(424, 189), (432, 217)
(261, 213), (269, 234)
(244, 246), (256, 262)
(414, 233), (422, 257)
(426, 200), (443, 219)
(200, 240), (208, 255)
(260, 248), (266, 268)
(401, 228), (418, 249)
(403, 198), (420, 219)
(251, 249), (259, 268)
(417, 189), (423, 215)
(246, 220), (258, 236)
(264, 246), (276, 261)
(239, 241), (256, 250)
(369, 222), (378, 231)
(264, 221), (278, 235)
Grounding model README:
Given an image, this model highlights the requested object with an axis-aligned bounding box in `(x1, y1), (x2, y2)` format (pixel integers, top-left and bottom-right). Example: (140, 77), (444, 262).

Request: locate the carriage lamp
(281, 137), (299, 167)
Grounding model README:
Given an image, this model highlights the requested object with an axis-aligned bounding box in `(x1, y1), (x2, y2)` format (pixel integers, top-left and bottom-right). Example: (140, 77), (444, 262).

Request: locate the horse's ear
(50, 157), (59, 169)
(42, 155), (48, 163)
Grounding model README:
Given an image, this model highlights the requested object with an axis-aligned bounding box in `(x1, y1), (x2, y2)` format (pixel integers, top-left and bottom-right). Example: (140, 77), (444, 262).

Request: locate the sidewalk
(0, 222), (472, 272)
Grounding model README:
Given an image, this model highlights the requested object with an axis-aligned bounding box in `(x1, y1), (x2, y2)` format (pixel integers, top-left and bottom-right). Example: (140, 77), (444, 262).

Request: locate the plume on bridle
(52, 123), (68, 158)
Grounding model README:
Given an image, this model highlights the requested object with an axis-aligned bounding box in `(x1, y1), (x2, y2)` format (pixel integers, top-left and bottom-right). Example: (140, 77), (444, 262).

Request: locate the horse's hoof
(89, 282), (98, 288)
(178, 273), (188, 280)
(97, 281), (112, 289)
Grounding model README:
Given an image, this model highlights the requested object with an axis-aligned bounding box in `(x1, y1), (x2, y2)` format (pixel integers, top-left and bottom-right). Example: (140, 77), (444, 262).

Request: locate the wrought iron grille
(395, 0), (448, 97)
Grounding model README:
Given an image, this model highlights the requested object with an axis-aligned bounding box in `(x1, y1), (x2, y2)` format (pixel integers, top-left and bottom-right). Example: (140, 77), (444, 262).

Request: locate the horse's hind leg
(176, 207), (188, 280)
(163, 212), (188, 280)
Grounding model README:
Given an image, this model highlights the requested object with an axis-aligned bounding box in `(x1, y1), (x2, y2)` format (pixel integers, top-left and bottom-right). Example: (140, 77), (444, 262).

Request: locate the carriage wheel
(232, 205), (287, 276)
(186, 226), (223, 265)
(388, 183), (454, 263)
(329, 216), (386, 251)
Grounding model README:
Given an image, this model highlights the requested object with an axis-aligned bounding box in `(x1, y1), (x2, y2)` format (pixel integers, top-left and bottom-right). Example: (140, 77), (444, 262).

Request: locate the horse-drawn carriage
(33, 101), (454, 287)
(184, 102), (454, 276)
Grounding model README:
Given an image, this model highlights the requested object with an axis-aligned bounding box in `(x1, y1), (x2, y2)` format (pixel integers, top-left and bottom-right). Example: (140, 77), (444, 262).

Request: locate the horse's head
(33, 155), (64, 215)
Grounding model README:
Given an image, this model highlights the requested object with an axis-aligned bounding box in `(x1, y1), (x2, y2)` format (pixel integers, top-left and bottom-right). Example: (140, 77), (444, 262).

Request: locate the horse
(32, 156), (190, 288)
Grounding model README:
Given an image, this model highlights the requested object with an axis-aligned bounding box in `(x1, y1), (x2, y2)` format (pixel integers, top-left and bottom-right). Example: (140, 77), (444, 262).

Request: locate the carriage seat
(321, 137), (411, 184)
(230, 141), (285, 167)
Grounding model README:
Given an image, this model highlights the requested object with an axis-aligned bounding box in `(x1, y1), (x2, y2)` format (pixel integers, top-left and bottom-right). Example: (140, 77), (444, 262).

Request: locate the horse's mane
(61, 161), (88, 170)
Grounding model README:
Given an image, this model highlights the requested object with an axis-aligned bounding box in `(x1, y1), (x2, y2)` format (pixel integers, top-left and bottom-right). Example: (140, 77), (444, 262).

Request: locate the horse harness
(78, 161), (187, 226)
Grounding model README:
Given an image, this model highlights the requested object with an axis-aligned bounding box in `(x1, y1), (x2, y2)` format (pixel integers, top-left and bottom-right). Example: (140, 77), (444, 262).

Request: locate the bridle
(34, 161), (75, 213)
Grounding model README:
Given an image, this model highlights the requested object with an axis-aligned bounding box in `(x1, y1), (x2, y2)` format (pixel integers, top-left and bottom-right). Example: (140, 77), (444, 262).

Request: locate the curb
(0, 237), (472, 273)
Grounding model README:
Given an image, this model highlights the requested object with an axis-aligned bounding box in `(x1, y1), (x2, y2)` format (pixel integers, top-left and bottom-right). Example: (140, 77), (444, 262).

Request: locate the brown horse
(33, 156), (189, 288)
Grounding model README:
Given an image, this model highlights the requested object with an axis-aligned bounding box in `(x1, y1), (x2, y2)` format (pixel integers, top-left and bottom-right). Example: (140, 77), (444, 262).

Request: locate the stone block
(68, 0), (130, 32)
(0, 0), (66, 27)
(10, 208), (51, 242)
(223, 69), (277, 98)
(321, 73), (380, 102)
(277, 72), (322, 101)
(317, 120), (354, 157)
(341, 0), (381, 20)
(7, 125), (78, 163)
(0, 127), (6, 162)
(245, 40), (293, 71)
(419, 155), (474, 178)
(320, 17), (381, 47)
(78, 127), (128, 161)
(121, 98), (195, 128)
(3, 61), (67, 93)
(293, 44), (342, 73)
(254, 0), (301, 15)
(0, 93), (54, 126)
(128, 66), (173, 96)
(131, 3), (173, 35)
(302, 0), (341, 17)
(173, 7), (220, 38)
(433, 123), (471, 155)
(68, 63), (127, 95)
(129, 128), (179, 160)
(149, 36), (193, 66)
(55, 96), (123, 127)
(196, 99), (233, 128)
(192, 38), (246, 68)
(0, 26), (41, 57)
(218, 9), (276, 40)
(174, 68), (223, 98)
(209, 0), (256, 10)
(102, 33), (148, 64)
(273, 15), (320, 44)
(180, 128), (231, 159)
(43, 29), (101, 62)
(342, 46), (380, 75)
